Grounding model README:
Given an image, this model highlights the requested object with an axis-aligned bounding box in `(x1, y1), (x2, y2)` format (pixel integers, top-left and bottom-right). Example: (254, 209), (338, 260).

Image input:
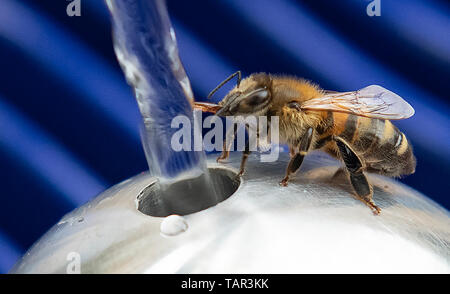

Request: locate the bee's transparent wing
(301, 85), (415, 120)
(193, 101), (222, 113)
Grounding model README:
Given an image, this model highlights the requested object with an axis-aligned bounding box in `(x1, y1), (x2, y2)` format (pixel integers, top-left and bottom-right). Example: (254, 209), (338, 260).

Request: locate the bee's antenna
(207, 71), (241, 100)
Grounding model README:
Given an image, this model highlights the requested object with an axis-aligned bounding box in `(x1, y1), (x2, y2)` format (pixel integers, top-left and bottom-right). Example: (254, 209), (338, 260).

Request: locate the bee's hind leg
(334, 137), (381, 215)
(280, 128), (313, 186)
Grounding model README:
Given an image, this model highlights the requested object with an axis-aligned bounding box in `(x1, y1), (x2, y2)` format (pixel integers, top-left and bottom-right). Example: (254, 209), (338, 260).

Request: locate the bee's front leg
(237, 124), (252, 177)
(217, 124), (237, 163)
(280, 128), (313, 186)
(238, 135), (251, 177)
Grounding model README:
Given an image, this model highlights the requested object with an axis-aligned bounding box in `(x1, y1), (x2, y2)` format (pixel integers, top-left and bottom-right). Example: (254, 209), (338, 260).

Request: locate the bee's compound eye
(246, 89), (269, 106)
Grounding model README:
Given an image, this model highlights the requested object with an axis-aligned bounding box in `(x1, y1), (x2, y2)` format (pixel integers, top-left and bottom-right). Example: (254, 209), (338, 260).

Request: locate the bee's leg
(238, 136), (251, 177)
(217, 124), (237, 163)
(280, 128), (313, 186)
(334, 137), (381, 215)
(289, 146), (297, 157)
(237, 124), (251, 177)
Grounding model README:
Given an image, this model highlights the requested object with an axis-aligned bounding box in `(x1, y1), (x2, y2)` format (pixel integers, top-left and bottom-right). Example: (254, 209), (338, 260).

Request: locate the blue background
(0, 0), (449, 273)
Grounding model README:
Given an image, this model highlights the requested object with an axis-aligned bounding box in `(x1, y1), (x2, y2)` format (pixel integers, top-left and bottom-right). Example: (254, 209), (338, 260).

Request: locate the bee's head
(214, 73), (273, 117)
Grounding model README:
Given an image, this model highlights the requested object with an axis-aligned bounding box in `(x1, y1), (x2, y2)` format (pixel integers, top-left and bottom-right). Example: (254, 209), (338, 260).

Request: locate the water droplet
(160, 215), (188, 237)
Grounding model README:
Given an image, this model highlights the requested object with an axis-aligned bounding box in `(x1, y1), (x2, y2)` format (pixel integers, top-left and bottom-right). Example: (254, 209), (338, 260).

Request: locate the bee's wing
(193, 101), (222, 114)
(301, 85), (415, 120)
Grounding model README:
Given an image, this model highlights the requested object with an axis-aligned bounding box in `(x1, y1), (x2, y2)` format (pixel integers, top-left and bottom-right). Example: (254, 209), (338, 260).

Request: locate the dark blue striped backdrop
(0, 0), (448, 273)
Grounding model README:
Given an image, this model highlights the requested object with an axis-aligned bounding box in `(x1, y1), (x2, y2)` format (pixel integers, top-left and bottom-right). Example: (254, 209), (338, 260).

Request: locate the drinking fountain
(10, 0), (450, 274)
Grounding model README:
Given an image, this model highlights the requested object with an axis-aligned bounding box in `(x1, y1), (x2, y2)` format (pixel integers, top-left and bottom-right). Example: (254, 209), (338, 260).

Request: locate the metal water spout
(9, 152), (450, 273)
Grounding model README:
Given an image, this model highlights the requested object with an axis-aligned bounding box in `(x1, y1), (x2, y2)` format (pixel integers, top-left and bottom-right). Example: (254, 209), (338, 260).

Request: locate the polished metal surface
(10, 152), (450, 273)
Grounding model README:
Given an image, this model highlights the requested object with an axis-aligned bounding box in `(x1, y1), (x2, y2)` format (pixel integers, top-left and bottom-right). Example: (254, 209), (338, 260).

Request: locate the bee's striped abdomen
(330, 113), (416, 177)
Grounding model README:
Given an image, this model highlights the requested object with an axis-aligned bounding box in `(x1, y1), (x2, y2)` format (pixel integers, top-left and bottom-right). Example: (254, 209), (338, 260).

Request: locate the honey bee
(194, 72), (416, 214)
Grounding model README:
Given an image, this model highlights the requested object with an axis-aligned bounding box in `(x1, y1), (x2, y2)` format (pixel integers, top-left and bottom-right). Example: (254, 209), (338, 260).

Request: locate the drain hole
(137, 168), (240, 217)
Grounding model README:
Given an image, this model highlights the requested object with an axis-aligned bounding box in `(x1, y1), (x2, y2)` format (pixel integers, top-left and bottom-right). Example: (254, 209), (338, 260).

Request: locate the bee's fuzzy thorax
(270, 75), (323, 104)
(268, 75), (325, 145)
(278, 107), (324, 145)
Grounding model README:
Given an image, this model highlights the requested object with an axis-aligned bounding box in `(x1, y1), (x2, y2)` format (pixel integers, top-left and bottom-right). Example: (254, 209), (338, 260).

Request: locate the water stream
(106, 0), (217, 198)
